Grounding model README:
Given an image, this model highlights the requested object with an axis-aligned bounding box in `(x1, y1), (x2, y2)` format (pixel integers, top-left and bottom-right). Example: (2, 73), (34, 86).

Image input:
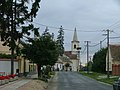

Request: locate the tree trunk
(24, 58), (26, 76)
(11, 48), (14, 74)
(37, 64), (41, 77)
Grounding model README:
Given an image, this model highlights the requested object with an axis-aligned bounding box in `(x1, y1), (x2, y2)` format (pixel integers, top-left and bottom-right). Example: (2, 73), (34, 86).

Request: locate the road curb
(47, 72), (58, 90)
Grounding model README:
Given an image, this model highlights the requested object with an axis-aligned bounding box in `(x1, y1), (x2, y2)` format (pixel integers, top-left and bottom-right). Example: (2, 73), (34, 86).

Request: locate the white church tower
(71, 28), (80, 55)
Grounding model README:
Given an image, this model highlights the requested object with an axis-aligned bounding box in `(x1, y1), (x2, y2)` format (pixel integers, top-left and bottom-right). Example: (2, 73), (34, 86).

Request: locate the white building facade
(0, 59), (18, 74)
(54, 28), (80, 71)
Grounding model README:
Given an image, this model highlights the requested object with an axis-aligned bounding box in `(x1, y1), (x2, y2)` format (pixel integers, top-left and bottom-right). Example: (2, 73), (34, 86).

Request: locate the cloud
(34, 0), (120, 64)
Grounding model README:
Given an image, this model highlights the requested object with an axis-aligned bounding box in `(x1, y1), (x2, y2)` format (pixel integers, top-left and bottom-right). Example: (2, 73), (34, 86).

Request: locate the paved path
(0, 79), (31, 90)
(0, 73), (37, 90)
(47, 71), (113, 90)
(47, 72), (58, 90)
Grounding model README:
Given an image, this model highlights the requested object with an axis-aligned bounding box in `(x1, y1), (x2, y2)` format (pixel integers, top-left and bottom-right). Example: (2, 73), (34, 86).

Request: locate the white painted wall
(0, 60), (18, 74)
(25, 60), (30, 72)
(54, 63), (63, 71)
(71, 41), (80, 54)
(106, 47), (112, 71)
(71, 59), (79, 71)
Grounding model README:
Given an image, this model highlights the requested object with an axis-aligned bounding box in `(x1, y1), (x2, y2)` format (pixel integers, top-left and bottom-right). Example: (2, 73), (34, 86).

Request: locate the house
(17, 41), (37, 76)
(54, 28), (80, 71)
(106, 44), (120, 76)
(54, 56), (63, 71)
(0, 39), (37, 75)
(64, 51), (79, 71)
(0, 41), (18, 74)
(0, 59), (18, 74)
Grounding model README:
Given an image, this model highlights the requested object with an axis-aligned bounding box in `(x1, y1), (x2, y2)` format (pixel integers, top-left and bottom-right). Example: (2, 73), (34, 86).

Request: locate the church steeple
(73, 28), (78, 41)
(71, 28), (80, 54)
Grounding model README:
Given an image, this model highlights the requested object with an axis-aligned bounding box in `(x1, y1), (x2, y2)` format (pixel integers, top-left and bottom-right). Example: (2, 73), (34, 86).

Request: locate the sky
(33, 0), (120, 64)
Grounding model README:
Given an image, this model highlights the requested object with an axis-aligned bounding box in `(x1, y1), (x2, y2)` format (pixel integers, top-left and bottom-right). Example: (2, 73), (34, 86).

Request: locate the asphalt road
(47, 71), (113, 90)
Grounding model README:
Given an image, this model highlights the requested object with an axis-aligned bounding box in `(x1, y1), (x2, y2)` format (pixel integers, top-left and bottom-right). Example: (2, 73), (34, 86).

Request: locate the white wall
(71, 42), (80, 54)
(71, 59), (79, 71)
(106, 47), (112, 71)
(0, 60), (18, 74)
(25, 60), (30, 72)
(54, 63), (63, 71)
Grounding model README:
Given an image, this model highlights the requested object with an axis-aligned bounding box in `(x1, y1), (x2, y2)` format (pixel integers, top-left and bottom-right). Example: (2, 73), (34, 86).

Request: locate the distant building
(0, 39), (37, 75)
(106, 44), (120, 76)
(0, 59), (18, 74)
(54, 28), (80, 71)
(0, 40), (18, 74)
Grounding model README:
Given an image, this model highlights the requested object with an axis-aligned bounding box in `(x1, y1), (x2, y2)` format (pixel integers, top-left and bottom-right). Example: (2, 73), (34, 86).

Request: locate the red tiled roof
(64, 51), (77, 59)
(59, 56), (72, 63)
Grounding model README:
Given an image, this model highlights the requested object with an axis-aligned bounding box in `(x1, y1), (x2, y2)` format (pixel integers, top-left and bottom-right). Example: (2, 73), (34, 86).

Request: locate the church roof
(59, 56), (72, 63)
(56, 58), (63, 64)
(64, 51), (77, 59)
(72, 28), (78, 41)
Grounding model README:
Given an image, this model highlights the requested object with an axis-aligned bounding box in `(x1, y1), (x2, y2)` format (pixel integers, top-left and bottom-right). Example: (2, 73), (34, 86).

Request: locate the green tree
(21, 29), (59, 77)
(0, 0), (40, 74)
(88, 61), (92, 71)
(92, 48), (107, 73)
(65, 63), (70, 71)
(56, 26), (64, 56)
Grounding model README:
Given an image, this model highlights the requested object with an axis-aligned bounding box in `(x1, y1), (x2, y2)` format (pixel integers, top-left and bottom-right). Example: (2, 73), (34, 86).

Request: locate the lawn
(80, 71), (119, 85)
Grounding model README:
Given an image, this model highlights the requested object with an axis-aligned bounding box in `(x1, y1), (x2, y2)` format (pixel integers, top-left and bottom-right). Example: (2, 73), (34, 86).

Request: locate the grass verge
(80, 71), (119, 85)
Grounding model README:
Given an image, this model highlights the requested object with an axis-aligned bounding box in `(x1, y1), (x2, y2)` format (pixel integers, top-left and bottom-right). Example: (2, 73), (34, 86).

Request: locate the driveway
(47, 71), (113, 90)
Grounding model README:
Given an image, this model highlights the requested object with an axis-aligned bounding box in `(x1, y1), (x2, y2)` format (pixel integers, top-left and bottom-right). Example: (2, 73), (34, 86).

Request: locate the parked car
(113, 77), (120, 90)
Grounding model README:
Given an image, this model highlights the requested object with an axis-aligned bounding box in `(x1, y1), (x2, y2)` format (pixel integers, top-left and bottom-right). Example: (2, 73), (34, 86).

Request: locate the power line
(89, 43), (100, 47)
(110, 36), (120, 39)
(89, 38), (106, 47)
(107, 19), (120, 29)
(111, 25), (120, 30)
(109, 31), (120, 39)
(112, 31), (120, 36)
(32, 22), (102, 32)
(18, 18), (120, 33)
(33, 22), (60, 30)
(81, 46), (87, 55)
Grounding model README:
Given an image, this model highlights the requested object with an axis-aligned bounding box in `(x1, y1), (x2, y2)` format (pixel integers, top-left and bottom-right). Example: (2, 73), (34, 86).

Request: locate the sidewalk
(0, 79), (31, 90)
(47, 72), (58, 90)
(0, 72), (38, 90)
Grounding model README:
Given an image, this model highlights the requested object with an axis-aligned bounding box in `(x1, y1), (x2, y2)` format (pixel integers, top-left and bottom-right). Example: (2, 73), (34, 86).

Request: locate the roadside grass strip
(80, 71), (119, 85)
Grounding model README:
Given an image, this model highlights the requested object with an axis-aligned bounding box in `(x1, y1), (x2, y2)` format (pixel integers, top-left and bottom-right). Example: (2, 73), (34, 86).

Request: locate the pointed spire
(73, 28), (78, 41)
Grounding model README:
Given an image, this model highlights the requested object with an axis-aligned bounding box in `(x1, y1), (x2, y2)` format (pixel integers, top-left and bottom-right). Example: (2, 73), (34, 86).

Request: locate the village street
(47, 71), (113, 90)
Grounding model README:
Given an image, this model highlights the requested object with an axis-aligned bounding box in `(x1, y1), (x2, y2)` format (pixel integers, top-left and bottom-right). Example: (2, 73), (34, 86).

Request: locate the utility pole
(107, 30), (110, 79)
(85, 41), (91, 73)
(11, 0), (14, 75)
(100, 41), (102, 50)
(89, 56), (92, 61)
(103, 29), (112, 78)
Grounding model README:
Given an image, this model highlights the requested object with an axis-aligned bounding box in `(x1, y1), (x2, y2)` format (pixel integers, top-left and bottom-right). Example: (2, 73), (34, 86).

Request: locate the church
(54, 28), (80, 71)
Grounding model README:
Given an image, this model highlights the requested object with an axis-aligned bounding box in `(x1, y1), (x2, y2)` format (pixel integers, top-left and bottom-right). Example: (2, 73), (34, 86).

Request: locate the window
(74, 44), (76, 49)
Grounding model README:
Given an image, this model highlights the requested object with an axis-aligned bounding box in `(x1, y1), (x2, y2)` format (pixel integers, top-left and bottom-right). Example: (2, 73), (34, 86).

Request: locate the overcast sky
(33, 0), (120, 64)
